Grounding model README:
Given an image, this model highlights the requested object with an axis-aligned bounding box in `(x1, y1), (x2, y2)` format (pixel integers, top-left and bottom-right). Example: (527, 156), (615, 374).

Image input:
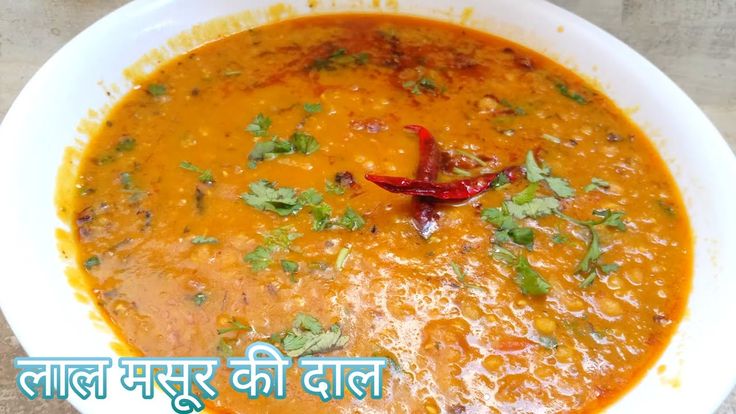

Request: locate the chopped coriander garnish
(245, 113), (272, 137)
(280, 313), (348, 357)
(584, 177), (610, 193)
(290, 131), (320, 155)
(325, 180), (346, 195)
(119, 172), (134, 190)
(555, 83), (587, 104)
(337, 207), (365, 231)
(217, 320), (251, 335)
(311, 203), (333, 231)
(281, 259), (299, 277)
(147, 83), (167, 97)
(657, 199), (676, 216)
(504, 197), (560, 220)
(217, 338), (233, 357)
(499, 98), (526, 115)
(311, 48), (370, 71)
(191, 235), (218, 245)
(556, 209), (627, 287)
(243, 246), (272, 271)
(490, 247), (550, 295)
(515, 255), (551, 295)
(263, 227), (302, 251)
(482, 207), (535, 249)
(179, 161), (214, 184)
(298, 188), (324, 206)
(84, 255), (101, 270)
(241, 180), (302, 216)
(512, 182), (539, 205)
(247, 138), (294, 168)
(335, 247), (351, 271)
(303, 102), (322, 114)
(193, 292), (207, 306)
(115, 136), (136, 152)
(402, 76), (438, 95)
(524, 151), (575, 198)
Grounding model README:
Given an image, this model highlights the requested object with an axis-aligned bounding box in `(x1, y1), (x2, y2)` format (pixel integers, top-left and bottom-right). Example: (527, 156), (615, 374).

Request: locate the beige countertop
(0, 1), (734, 413)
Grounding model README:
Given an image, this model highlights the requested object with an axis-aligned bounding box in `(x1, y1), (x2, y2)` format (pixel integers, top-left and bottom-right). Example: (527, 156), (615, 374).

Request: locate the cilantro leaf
(243, 246), (272, 271)
(84, 255), (101, 270)
(280, 314), (348, 357)
(512, 182), (539, 205)
(281, 259), (299, 275)
(556, 83), (587, 104)
(310, 203), (333, 231)
(217, 320), (252, 335)
(115, 136), (136, 152)
(147, 84), (167, 97)
(298, 188), (324, 206)
(337, 207), (365, 231)
(247, 138), (294, 168)
(193, 292), (207, 306)
(577, 229), (600, 273)
(263, 227), (302, 251)
(325, 180), (346, 195)
(592, 209), (626, 231)
(584, 177), (610, 193)
(293, 313), (323, 334)
(191, 235), (218, 245)
(290, 131), (320, 155)
(545, 177), (575, 198)
(523, 151), (575, 198)
(304, 102), (322, 114)
(179, 161), (214, 184)
(241, 180), (302, 216)
(515, 255), (551, 295)
(504, 197), (560, 219)
(246, 113), (272, 137)
(524, 151), (550, 183)
(508, 228), (534, 249)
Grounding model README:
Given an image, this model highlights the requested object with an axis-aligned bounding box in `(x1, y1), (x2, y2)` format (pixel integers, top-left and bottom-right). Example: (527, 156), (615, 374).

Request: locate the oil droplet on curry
(70, 14), (692, 414)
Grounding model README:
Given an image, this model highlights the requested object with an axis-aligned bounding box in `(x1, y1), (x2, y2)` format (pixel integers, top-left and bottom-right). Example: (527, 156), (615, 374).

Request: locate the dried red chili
(365, 167), (519, 201)
(404, 124), (440, 239)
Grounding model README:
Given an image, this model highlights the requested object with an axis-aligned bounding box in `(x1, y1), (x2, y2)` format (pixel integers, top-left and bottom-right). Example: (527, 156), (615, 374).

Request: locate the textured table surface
(0, 1), (734, 413)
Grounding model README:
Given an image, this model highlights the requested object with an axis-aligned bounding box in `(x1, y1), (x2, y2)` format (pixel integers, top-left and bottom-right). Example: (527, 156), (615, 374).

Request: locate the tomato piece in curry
(69, 14), (692, 414)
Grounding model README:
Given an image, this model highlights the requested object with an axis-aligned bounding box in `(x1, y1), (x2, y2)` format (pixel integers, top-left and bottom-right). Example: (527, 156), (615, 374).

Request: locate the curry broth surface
(70, 14), (692, 414)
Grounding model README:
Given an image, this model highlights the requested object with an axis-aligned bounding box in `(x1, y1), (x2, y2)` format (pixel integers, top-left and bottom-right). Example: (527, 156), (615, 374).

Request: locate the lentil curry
(69, 14), (692, 414)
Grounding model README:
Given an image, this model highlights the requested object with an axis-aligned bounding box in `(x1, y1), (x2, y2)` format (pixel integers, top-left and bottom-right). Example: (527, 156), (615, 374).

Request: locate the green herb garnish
(84, 255), (101, 270)
(524, 151), (575, 198)
(179, 161), (214, 184)
(584, 177), (610, 193)
(246, 113), (272, 137)
(243, 246), (272, 271)
(555, 83), (587, 104)
(290, 131), (320, 155)
(191, 236), (218, 245)
(193, 292), (207, 306)
(280, 313), (348, 357)
(147, 84), (167, 97)
(217, 320), (252, 335)
(303, 102), (322, 114)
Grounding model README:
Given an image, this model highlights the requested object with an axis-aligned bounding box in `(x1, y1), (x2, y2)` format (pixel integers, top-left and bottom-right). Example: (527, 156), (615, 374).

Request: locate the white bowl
(1, 0), (735, 413)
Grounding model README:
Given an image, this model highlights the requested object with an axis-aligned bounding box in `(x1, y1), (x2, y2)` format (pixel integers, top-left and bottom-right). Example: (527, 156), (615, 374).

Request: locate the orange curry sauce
(70, 14), (692, 414)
